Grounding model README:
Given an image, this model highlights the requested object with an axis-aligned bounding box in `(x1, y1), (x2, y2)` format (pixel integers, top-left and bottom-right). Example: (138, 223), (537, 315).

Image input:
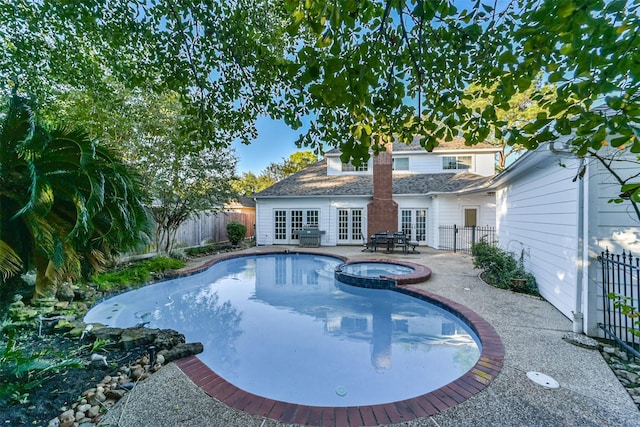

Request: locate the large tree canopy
(1, 0), (293, 146)
(2, 0), (638, 201)
(283, 0), (639, 157)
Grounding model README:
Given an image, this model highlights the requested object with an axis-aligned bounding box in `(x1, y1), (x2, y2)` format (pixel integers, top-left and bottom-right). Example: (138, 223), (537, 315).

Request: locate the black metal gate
(599, 249), (640, 358)
(438, 225), (496, 253)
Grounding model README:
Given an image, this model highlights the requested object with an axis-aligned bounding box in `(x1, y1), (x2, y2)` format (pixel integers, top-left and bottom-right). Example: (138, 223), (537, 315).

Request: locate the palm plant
(0, 93), (152, 300)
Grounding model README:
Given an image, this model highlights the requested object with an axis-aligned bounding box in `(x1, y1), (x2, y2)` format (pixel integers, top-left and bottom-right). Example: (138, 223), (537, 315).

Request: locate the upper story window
(392, 157), (409, 171)
(443, 155), (472, 170)
(342, 162), (369, 172)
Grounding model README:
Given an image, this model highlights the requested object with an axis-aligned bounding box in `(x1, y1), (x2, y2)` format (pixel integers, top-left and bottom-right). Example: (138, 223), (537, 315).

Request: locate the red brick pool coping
(173, 251), (504, 427)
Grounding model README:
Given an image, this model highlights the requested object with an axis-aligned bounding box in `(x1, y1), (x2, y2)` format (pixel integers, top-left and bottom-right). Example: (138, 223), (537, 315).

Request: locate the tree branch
(588, 148), (640, 222)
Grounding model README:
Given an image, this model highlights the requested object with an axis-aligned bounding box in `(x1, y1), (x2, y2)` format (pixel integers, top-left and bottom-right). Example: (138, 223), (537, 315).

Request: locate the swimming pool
(84, 253), (484, 408)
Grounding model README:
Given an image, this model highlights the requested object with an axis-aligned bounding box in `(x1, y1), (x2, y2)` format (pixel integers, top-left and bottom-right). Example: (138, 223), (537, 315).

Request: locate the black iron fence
(438, 225), (497, 253)
(599, 249), (640, 358)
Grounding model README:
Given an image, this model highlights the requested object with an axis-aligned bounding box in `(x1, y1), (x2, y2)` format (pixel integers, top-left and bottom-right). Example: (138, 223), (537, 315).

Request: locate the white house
(491, 141), (640, 336)
(253, 138), (499, 248)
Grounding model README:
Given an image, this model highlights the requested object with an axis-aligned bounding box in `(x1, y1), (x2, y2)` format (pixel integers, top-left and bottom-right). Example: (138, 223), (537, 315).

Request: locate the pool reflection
(85, 253), (480, 407)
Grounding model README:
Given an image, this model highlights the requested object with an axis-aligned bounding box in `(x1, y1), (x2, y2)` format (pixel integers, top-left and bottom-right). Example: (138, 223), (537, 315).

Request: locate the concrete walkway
(101, 246), (639, 427)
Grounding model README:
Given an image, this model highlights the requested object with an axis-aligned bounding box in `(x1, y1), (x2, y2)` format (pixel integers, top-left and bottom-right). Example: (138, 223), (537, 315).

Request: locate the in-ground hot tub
(335, 259), (432, 289)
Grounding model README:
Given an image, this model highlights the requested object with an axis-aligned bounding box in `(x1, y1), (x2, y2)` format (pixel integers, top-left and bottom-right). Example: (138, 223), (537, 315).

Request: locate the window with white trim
(442, 155), (472, 170)
(392, 157), (409, 171)
(342, 162), (368, 172)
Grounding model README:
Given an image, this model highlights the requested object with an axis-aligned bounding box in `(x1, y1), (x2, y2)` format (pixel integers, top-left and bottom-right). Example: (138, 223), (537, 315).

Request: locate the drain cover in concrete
(526, 371), (559, 389)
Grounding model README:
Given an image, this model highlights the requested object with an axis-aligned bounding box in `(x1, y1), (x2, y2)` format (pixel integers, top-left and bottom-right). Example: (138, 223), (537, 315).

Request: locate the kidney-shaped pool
(85, 253), (485, 408)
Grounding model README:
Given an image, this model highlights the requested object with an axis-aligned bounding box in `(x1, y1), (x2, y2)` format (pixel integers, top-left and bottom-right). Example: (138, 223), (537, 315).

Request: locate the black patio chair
(361, 233), (374, 252)
(373, 232), (390, 252)
(392, 232), (409, 254)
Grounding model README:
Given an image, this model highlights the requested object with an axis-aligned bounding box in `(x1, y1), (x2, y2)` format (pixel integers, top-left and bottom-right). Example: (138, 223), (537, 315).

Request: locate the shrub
(226, 221), (247, 245)
(185, 244), (219, 256)
(92, 256), (185, 292)
(169, 248), (188, 261)
(471, 240), (539, 295)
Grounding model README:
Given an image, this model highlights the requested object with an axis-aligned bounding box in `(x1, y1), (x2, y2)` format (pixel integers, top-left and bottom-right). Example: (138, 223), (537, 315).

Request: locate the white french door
(400, 209), (427, 244)
(274, 209), (319, 244)
(337, 208), (363, 244)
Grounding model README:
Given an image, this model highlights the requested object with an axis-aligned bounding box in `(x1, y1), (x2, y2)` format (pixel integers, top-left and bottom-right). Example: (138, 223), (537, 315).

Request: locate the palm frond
(0, 240), (22, 280)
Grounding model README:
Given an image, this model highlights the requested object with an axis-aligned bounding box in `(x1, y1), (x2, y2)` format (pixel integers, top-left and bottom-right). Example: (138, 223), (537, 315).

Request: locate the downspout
(574, 158), (586, 334)
(549, 141), (585, 333)
(253, 197), (259, 246)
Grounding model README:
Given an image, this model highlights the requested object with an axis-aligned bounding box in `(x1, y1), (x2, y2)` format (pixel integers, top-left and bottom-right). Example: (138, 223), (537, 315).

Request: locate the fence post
(471, 225), (476, 247)
(453, 224), (457, 253)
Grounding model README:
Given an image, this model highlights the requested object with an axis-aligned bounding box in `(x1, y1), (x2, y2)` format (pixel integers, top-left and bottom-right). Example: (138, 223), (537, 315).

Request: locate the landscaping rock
(119, 327), (154, 349)
(159, 342), (204, 362)
(152, 328), (186, 350)
(90, 325), (125, 342)
(56, 283), (76, 302)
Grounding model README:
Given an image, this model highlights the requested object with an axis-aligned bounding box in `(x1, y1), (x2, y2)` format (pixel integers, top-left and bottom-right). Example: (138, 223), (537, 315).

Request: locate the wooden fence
(174, 210), (256, 248)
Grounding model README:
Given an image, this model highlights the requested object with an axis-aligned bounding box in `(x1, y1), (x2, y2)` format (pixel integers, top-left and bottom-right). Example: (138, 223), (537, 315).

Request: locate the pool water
(339, 262), (414, 277)
(84, 254), (481, 407)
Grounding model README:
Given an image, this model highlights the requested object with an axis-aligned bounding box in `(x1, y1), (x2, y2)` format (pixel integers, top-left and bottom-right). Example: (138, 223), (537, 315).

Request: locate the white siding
(585, 148), (640, 336)
(496, 153), (581, 319)
(326, 157), (372, 176)
(436, 194), (496, 226)
(587, 148), (640, 254)
(255, 197), (371, 246)
(474, 152), (498, 176)
(326, 150), (496, 176)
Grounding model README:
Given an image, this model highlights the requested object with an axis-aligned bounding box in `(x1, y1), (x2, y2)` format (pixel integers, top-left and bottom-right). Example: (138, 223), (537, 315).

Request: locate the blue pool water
(84, 254), (481, 406)
(339, 262), (414, 277)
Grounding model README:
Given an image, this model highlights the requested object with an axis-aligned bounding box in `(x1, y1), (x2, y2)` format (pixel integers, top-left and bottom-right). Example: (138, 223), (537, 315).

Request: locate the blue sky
(233, 117), (307, 175)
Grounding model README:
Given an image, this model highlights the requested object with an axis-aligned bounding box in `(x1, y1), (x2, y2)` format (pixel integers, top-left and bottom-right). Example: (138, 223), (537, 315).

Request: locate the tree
(3, 1), (638, 205)
(464, 81), (555, 171)
(264, 150), (318, 181)
(1, 0), (293, 148)
(0, 94), (151, 299)
(232, 150), (318, 196)
(117, 94), (238, 254)
(46, 86), (239, 253)
(144, 142), (237, 254)
(283, 0), (640, 208)
(283, 151), (319, 175)
(231, 172), (275, 197)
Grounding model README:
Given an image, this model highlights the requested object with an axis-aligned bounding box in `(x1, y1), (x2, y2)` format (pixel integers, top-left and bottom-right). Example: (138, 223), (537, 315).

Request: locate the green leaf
(606, 0), (626, 13)
(605, 96), (623, 110)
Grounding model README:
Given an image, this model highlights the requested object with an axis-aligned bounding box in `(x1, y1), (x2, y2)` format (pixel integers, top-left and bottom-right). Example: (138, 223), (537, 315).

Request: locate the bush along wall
(471, 240), (539, 295)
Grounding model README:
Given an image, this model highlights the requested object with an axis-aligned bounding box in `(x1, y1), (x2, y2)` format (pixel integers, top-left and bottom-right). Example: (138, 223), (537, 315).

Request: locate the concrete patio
(100, 245), (639, 427)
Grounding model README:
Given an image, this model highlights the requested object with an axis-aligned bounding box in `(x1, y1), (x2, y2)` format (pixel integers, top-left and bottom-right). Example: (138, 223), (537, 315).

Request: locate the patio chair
(361, 233), (374, 252)
(392, 232), (409, 254)
(373, 232), (390, 252)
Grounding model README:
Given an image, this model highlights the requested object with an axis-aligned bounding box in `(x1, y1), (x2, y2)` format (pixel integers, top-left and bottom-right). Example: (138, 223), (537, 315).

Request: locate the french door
(274, 209), (319, 244)
(337, 208), (363, 244)
(400, 209), (427, 244)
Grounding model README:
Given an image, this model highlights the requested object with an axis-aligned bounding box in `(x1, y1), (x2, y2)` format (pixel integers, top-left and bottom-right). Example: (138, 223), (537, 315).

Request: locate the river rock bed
(601, 345), (640, 408)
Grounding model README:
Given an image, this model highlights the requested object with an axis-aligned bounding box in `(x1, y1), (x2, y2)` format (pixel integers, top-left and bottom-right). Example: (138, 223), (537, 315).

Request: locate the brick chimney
(367, 137), (397, 235)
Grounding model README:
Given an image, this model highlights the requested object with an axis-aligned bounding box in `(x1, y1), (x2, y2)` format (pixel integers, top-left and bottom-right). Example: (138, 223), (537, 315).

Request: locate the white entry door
(400, 209), (427, 243)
